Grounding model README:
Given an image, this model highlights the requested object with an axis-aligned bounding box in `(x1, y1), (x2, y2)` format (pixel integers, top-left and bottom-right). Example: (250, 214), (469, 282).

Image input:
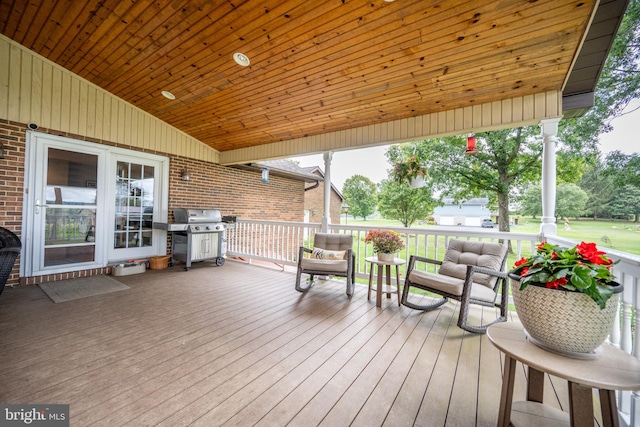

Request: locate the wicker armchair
(295, 233), (355, 297)
(401, 239), (508, 334)
(0, 227), (21, 296)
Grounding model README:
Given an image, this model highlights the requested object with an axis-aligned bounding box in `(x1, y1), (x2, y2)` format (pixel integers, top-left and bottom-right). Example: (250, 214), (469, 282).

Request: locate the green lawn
(344, 216), (640, 256)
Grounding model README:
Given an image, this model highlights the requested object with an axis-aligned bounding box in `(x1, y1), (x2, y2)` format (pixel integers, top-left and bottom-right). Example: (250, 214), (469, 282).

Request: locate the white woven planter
(509, 276), (622, 358)
(377, 252), (394, 262)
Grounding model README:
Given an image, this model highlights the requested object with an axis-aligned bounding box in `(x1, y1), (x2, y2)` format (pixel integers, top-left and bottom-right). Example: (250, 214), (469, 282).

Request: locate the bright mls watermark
(0, 405), (69, 426)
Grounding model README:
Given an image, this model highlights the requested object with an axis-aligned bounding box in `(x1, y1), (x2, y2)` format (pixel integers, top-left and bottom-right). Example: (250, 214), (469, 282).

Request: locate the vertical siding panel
(463, 106), (473, 130)
(436, 111), (447, 134)
(534, 92), (546, 118)
(546, 90), (560, 116)
(30, 56), (42, 125)
(50, 67), (63, 131)
(429, 113), (438, 136)
(501, 98), (513, 124)
(0, 39), (9, 119)
(523, 95), (534, 121)
(117, 101), (126, 144)
(94, 90), (103, 138)
(512, 96), (523, 122)
(472, 104), (483, 129)
(420, 114), (430, 137)
(68, 77), (80, 134)
(77, 80), (88, 136)
(19, 49), (32, 123)
(59, 71), (72, 132)
(454, 107), (464, 132)
(481, 103), (492, 127)
(86, 85), (96, 136)
(102, 93), (114, 141)
(491, 101), (502, 126)
(40, 62), (53, 128)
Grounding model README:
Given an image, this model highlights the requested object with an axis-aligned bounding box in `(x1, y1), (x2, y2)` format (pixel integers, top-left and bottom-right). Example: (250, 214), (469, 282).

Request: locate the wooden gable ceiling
(0, 0), (614, 154)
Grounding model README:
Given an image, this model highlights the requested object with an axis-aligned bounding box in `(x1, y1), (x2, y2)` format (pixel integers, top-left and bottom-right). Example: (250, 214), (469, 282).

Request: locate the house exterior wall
(0, 35), (218, 164)
(304, 173), (342, 224)
(0, 120), (305, 287)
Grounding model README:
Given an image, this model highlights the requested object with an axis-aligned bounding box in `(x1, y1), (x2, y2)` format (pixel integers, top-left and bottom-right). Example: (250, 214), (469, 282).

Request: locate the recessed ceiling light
(161, 90), (176, 100)
(233, 52), (250, 67)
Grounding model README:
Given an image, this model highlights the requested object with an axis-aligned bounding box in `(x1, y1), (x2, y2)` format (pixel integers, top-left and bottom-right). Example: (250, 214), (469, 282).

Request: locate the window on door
(114, 161), (155, 249)
(44, 148), (98, 267)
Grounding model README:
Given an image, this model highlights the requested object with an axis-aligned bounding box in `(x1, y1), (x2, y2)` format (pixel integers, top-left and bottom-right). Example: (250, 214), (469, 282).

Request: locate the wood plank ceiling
(0, 0), (601, 153)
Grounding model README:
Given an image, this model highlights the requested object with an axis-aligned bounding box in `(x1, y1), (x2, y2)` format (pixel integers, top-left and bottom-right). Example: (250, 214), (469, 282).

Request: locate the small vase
(509, 275), (622, 358)
(377, 252), (394, 262)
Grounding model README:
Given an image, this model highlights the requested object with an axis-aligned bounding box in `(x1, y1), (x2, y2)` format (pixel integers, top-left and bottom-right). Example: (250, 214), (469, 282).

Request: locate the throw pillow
(311, 247), (346, 261)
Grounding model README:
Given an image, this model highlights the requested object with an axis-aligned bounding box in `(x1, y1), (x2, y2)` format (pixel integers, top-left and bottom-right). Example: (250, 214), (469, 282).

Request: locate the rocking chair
(400, 239), (508, 333)
(295, 233), (355, 297)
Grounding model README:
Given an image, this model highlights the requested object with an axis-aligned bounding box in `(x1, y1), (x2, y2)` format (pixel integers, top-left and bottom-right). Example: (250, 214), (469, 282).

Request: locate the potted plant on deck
(365, 230), (405, 262)
(509, 241), (622, 357)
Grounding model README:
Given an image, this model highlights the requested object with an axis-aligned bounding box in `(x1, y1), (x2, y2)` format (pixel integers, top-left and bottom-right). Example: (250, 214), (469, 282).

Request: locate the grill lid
(173, 208), (222, 224)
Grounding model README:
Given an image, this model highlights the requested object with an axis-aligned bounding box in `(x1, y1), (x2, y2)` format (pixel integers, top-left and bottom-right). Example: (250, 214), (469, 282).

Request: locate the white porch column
(321, 152), (333, 232)
(540, 118), (561, 236)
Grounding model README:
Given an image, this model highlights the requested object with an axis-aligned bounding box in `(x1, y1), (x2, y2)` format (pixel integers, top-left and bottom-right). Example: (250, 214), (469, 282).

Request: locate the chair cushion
(300, 258), (348, 273)
(408, 270), (497, 303)
(438, 240), (506, 288)
(311, 247), (346, 261)
(313, 233), (353, 252)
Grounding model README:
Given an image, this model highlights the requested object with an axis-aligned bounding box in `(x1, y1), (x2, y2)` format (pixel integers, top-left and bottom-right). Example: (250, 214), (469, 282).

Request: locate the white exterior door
(23, 132), (168, 277)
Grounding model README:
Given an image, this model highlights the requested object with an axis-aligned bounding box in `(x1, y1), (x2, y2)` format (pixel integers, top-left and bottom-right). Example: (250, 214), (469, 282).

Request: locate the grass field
(344, 216), (640, 256)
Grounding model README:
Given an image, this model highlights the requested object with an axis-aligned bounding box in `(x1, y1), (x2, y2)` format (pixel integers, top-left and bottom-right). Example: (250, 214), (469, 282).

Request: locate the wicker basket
(149, 255), (171, 270)
(509, 276), (621, 357)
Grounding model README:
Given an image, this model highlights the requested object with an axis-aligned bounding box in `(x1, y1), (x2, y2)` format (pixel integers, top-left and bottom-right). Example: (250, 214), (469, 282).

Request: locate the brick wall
(0, 120), (305, 286)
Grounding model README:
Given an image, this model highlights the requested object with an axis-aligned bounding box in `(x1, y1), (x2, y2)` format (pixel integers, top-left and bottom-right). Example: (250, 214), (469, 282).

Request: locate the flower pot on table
(509, 274), (622, 358)
(377, 252), (394, 262)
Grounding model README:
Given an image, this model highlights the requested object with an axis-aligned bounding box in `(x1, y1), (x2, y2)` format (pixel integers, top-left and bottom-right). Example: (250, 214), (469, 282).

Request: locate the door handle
(35, 199), (48, 214)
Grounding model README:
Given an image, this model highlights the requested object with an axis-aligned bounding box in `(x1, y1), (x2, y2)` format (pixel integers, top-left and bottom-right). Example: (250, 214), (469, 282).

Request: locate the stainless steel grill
(153, 208), (226, 271)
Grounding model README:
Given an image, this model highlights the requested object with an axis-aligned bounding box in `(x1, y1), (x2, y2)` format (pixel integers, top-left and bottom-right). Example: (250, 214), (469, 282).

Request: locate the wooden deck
(0, 260), (574, 426)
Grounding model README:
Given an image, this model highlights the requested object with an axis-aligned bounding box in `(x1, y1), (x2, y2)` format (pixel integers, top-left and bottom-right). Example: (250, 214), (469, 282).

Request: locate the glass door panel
(114, 161), (155, 249)
(43, 148), (98, 267)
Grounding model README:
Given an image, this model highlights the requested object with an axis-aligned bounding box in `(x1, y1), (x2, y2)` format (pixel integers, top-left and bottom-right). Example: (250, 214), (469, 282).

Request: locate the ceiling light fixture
(161, 90), (176, 100)
(233, 52), (250, 67)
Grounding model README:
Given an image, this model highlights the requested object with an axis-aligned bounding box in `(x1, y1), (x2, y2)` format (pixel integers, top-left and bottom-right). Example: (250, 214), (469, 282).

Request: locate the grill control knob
(193, 225), (200, 231)
(205, 225), (211, 231)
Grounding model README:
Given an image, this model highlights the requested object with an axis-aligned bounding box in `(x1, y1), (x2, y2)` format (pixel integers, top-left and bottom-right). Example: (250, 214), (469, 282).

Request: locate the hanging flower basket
(392, 157), (428, 186)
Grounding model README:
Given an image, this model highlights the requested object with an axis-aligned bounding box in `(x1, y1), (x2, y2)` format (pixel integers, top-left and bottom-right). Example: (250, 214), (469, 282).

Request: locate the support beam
(321, 152), (333, 232)
(540, 118), (561, 237)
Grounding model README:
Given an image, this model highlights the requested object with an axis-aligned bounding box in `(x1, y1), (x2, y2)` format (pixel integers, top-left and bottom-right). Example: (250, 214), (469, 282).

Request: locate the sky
(290, 99), (640, 191)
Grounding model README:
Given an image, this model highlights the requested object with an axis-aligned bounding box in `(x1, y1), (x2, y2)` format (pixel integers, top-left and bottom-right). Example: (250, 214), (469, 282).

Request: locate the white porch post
(540, 118), (561, 237)
(321, 152), (333, 232)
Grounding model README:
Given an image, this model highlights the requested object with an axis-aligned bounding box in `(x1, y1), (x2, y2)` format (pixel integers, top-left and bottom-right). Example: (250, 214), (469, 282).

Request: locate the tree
(387, 127), (543, 233)
(342, 175), (377, 220)
(579, 159), (616, 219)
(604, 151), (640, 189)
(377, 179), (438, 227)
(555, 183), (589, 220)
(519, 184), (543, 218)
(609, 185), (640, 222)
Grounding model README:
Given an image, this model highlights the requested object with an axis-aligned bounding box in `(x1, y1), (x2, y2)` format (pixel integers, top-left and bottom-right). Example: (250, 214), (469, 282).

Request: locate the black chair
(0, 227), (21, 296)
(401, 239), (508, 333)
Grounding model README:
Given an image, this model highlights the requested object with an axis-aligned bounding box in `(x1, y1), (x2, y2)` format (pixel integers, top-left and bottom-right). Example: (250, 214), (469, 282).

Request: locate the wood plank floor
(0, 260), (574, 426)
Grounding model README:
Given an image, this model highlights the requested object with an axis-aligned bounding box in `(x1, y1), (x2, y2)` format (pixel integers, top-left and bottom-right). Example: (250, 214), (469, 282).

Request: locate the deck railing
(226, 219), (640, 426)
